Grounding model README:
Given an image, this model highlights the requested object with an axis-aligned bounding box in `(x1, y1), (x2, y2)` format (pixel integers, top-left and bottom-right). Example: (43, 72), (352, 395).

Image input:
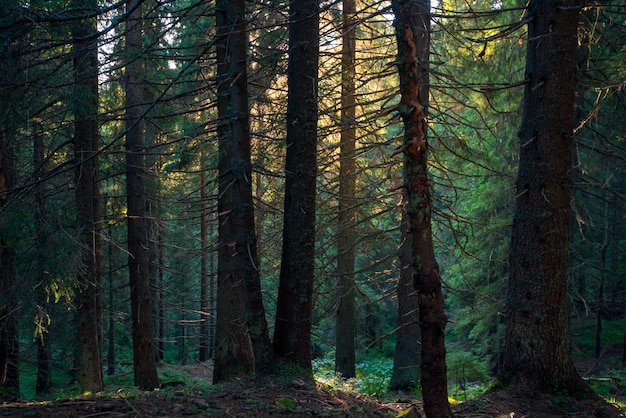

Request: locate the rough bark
(273, 0), (319, 371)
(335, 0), (357, 380)
(391, 0), (451, 415)
(227, 0), (273, 372)
(125, 0), (159, 390)
(142, 2), (162, 364)
(389, 189), (420, 391)
(214, 0), (272, 381)
(72, 0), (103, 393)
(500, 0), (587, 395)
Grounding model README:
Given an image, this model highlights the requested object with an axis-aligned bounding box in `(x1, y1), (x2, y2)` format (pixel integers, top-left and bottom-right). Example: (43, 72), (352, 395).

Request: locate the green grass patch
(313, 355), (394, 397)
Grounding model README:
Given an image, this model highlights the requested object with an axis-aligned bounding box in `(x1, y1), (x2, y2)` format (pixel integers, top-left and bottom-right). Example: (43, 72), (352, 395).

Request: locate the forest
(0, 0), (625, 417)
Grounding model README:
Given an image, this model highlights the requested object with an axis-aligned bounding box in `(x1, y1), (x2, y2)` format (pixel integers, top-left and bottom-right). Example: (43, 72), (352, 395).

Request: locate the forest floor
(0, 362), (624, 417)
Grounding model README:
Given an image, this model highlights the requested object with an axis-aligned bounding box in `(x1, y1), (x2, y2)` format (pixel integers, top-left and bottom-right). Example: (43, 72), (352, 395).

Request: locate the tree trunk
(335, 0), (357, 380)
(199, 148), (209, 362)
(389, 189), (420, 391)
(0, 130), (20, 401)
(72, 0), (103, 393)
(106, 224), (116, 376)
(177, 314), (187, 365)
(214, 0), (271, 381)
(391, 0), (451, 415)
(500, 0), (587, 395)
(273, 0), (319, 371)
(125, 0), (159, 390)
(157, 235), (164, 362)
(142, 5), (162, 365)
(228, 0), (273, 374)
(208, 218), (217, 359)
(34, 123), (52, 395)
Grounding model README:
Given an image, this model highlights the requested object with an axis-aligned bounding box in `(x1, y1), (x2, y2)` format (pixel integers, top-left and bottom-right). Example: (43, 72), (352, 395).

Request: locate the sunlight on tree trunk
(335, 0), (357, 380)
(391, 0), (451, 415)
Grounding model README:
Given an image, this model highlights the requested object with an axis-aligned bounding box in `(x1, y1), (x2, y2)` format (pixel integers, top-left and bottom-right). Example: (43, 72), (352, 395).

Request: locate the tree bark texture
(72, 0), (104, 393)
(335, 0), (357, 380)
(125, 0), (159, 390)
(391, 0), (451, 415)
(389, 189), (420, 391)
(273, 0), (319, 370)
(142, 4), (163, 364)
(501, 0), (586, 395)
(214, 0), (273, 381)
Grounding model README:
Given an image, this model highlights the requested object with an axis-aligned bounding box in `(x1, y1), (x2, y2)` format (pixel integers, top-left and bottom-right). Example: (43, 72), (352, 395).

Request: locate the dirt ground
(0, 363), (624, 417)
(455, 388), (625, 418)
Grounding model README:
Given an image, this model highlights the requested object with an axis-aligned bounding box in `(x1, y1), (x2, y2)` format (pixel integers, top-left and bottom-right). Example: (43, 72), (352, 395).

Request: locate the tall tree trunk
(143, 4), (162, 364)
(208, 219), (217, 359)
(0, 10), (24, 401)
(177, 313), (187, 365)
(0, 130), (20, 401)
(157, 240), (164, 361)
(72, 0), (103, 393)
(500, 0), (587, 395)
(106, 224), (116, 376)
(273, 0), (319, 371)
(391, 0), (451, 415)
(199, 149), (209, 362)
(34, 123), (52, 395)
(389, 189), (420, 391)
(335, 0), (357, 380)
(227, 0), (273, 375)
(214, 0), (272, 381)
(125, 0), (159, 390)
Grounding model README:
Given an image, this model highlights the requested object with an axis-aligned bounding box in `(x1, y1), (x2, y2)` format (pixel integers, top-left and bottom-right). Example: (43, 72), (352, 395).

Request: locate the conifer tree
(125, 0), (159, 390)
(273, 0), (320, 370)
(72, 0), (104, 393)
(500, 0), (587, 394)
(335, 0), (357, 379)
(391, 0), (451, 414)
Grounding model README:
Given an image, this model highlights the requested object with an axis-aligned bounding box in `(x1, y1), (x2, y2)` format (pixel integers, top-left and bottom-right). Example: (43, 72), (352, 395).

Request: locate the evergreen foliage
(0, 0), (624, 406)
